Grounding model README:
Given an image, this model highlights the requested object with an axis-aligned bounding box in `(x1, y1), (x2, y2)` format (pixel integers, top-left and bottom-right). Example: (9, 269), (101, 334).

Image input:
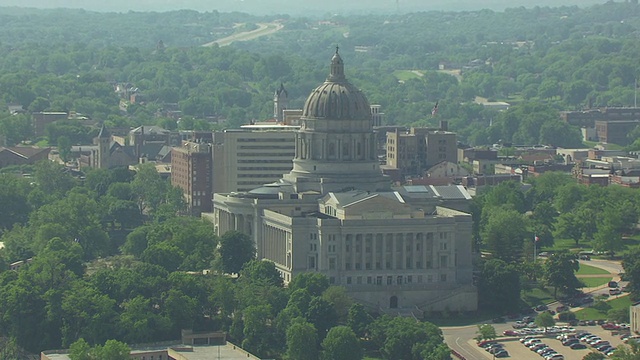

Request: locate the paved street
(443, 258), (627, 360)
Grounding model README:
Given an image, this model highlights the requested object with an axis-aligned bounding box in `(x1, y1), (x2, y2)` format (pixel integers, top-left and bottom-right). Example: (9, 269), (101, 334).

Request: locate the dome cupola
(302, 47), (371, 121)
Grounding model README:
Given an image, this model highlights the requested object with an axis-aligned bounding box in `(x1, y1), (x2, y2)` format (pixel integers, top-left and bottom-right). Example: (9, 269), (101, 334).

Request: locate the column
(401, 233), (406, 270)
(372, 234), (378, 270)
(391, 235), (397, 270)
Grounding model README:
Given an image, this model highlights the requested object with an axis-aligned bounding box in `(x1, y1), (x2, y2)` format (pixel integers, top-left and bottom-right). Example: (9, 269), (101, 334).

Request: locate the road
(202, 22), (284, 47)
(443, 258), (625, 360)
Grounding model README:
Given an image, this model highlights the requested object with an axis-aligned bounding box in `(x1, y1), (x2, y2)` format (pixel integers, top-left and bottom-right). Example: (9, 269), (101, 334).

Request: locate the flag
(431, 101), (439, 117)
(534, 235), (540, 243)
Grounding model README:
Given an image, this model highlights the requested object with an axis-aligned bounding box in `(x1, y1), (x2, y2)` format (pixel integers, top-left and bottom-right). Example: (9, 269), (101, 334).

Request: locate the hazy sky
(0, 0), (606, 14)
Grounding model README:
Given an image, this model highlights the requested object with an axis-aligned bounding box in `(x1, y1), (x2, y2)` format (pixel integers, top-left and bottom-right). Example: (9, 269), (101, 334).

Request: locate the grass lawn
(522, 287), (557, 307)
(545, 237), (590, 253)
(426, 310), (503, 327)
(393, 70), (423, 81)
(580, 277), (612, 288)
(577, 264), (611, 276)
(574, 295), (632, 320)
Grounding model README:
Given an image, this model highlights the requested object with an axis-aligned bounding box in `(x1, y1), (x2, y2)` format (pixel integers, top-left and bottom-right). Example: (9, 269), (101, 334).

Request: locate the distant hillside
(0, 0), (608, 15)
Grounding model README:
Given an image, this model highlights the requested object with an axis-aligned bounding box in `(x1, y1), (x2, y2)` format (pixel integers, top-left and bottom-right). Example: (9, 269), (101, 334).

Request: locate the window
(330, 276), (336, 284)
(440, 274), (447, 282)
(406, 258), (412, 269)
(376, 262), (381, 270)
(376, 276), (382, 285)
(417, 275), (423, 283)
(440, 242), (447, 250)
(308, 256), (316, 269)
(386, 261), (391, 269)
(407, 275), (413, 283)
(355, 263), (361, 270)
(366, 262), (371, 270)
(440, 255), (448, 268)
(347, 277), (352, 284)
(387, 276), (392, 285)
(427, 275), (433, 283)
(345, 263), (351, 270)
(367, 276), (372, 284)
(329, 258), (336, 270)
(416, 261), (422, 269)
(397, 276), (403, 285)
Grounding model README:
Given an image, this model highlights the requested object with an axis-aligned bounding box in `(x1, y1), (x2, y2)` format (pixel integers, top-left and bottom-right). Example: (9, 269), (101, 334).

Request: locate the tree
(477, 259), (521, 313)
(321, 286), (352, 322)
(289, 272), (330, 297)
(610, 342), (640, 359)
(608, 308), (630, 324)
(555, 212), (584, 246)
(239, 259), (283, 287)
(242, 305), (275, 357)
(481, 181), (527, 213)
(321, 326), (362, 360)
(57, 135), (72, 163)
(535, 311), (555, 330)
(622, 247), (640, 299)
(69, 338), (91, 360)
(475, 324), (497, 341)
(306, 296), (338, 340)
(347, 303), (373, 338)
(91, 340), (131, 360)
(481, 207), (528, 262)
(369, 316), (449, 360)
(216, 230), (255, 274)
(544, 251), (582, 297)
(285, 318), (319, 360)
(582, 352), (606, 360)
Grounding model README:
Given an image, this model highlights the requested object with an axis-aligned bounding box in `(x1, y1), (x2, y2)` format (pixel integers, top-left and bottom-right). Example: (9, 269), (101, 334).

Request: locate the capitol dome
(302, 48), (371, 120)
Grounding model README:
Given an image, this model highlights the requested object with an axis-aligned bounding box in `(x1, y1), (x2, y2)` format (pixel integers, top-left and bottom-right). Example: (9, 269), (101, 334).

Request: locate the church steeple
(273, 83), (289, 122)
(328, 46), (346, 82)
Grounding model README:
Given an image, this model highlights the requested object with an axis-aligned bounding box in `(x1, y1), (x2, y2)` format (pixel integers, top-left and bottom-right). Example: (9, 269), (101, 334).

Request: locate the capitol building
(209, 49), (477, 313)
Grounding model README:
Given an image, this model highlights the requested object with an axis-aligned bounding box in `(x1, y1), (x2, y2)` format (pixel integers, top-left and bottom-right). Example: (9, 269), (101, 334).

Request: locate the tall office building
(171, 141), (213, 215)
(211, 125), (298, 194)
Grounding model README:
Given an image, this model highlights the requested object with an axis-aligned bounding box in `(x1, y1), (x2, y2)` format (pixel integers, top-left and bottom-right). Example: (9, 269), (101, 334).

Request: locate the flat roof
(170, 344), (260, 360)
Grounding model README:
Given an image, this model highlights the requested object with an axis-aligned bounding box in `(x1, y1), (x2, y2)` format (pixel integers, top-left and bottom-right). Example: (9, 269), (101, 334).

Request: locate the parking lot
(473, 325), (628, 360)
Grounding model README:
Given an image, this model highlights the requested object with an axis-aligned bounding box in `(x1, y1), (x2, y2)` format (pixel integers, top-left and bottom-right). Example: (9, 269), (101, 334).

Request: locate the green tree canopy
(321, 325), (362, 360)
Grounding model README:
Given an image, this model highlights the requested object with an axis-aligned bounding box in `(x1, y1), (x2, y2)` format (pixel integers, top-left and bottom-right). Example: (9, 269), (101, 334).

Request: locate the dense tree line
(5, 2), (640, 147)
(474, 172), (640, 312)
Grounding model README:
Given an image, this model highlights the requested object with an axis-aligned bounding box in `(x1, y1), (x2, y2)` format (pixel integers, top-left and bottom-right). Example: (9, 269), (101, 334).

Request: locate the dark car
(535, 304), (548, 311)
(570, 343), (587, 350)
(609, 281), (619, 288)
(494, 350), (509, 358)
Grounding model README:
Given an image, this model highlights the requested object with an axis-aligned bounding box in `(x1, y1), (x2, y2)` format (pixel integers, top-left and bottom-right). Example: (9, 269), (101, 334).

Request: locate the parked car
(494, 350), (509, 358)
(609, 281), (619, 288)
(570, 343), (587, 350)
(610, 288), (622, 295)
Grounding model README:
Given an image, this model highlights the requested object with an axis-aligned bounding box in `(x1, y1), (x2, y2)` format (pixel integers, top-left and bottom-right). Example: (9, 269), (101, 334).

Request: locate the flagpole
(635, 78), (637, 108)
(533, 234), (537, 262)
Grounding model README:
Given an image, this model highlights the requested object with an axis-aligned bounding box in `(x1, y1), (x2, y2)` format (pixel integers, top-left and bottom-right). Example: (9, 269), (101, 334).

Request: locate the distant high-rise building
(171, 141), (213, 215)
(212, 125), (297, 193)
(386, 127), (458, 177)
